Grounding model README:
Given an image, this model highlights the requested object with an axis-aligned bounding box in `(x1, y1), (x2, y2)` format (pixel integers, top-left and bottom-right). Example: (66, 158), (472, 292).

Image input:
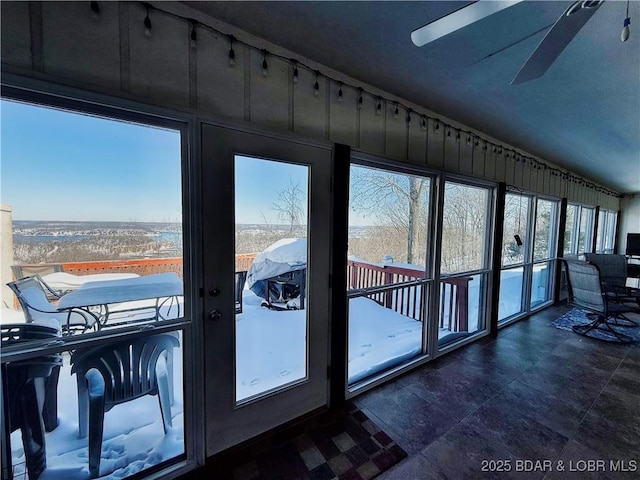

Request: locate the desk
(57, 273), (183, 330)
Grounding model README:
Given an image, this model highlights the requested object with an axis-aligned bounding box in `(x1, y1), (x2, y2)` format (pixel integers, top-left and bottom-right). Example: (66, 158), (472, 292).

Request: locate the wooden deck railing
(16, 253), (259, 280)
(347, 259), (471, 332)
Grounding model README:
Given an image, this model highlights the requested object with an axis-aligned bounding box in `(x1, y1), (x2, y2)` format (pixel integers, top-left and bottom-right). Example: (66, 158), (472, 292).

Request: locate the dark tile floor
(355, 305), (640, 479)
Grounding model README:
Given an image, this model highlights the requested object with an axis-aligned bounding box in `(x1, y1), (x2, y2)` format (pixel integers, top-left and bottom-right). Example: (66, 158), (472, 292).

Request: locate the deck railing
(14, 255), (469, 332)
(347, 259), (471, 332)
(16, 254), (259, 280)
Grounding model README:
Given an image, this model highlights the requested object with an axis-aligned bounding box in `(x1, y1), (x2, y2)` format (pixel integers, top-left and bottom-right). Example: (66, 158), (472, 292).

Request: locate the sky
(1, 99), (182, 222)
(0, 99), (316, 225)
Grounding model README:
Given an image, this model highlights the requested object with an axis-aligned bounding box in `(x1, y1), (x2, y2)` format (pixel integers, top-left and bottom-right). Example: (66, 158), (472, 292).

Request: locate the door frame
(199, 121), (334, 456)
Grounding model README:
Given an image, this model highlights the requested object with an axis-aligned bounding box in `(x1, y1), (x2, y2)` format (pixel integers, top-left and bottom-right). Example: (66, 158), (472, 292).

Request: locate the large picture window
(1, 98), (187, 480)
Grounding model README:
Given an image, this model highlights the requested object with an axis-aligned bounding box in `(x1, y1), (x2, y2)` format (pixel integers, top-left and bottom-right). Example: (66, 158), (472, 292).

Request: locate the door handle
(208, 309), (222, 321)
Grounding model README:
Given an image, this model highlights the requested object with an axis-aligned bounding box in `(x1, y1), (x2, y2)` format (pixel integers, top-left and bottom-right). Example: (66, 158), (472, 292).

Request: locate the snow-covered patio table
(56, 273), (183, 329)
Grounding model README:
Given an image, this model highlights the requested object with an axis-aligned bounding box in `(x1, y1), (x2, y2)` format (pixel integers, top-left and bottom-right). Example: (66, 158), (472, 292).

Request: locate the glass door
(200, 124), (332, 456)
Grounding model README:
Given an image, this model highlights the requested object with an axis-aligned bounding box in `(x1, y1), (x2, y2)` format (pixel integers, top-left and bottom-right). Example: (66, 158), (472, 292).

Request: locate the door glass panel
(502, 193), (530, 266)
(347, 164), (430, 385)
(235, 156), (309, 402)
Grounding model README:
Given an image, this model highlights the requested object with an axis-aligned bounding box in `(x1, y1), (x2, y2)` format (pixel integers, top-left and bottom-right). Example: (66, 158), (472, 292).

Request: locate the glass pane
(533, 199), (555, 261)
(564, 204), (577, 255)
(502, 193), (530, 266)
(346, 164), (431, 385)
(4, 330), (184, 479)
(235, 156), (309, 402)
(441, 183), (490, 274)
(604, 212), (617, 253)
(438, 273), (486, 348)
(578, 207), (594, 254)
(348, 165), (430, 285)
(498, 267), (524, 321)
(1, 99), (184, 336)
(596, 210), (606, 253)
(348, 283), (425, 384)
(531, 261), (553, 308)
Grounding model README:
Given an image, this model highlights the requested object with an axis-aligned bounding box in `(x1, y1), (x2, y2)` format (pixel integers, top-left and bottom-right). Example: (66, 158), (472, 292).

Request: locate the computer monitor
(626, 233), (640, 256)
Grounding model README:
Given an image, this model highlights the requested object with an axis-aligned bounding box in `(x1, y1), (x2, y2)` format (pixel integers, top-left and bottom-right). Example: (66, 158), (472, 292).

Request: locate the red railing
(347, 259), (471, 332)
(17, 254), (260, 279)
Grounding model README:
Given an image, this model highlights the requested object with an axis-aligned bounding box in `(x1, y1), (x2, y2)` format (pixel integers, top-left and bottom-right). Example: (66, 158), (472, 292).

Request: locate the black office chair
(564, 260), (637, 343)
(2, 324), (63, 480)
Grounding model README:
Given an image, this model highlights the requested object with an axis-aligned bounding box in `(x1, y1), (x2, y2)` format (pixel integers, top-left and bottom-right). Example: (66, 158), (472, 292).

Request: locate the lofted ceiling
(185, 1), (640, 194)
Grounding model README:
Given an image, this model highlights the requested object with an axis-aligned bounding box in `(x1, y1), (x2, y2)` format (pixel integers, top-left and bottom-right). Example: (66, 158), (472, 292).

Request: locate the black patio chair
(1, 324), (63, 480)
(70, 333), (179, 478)
(564, 260), (638, 343)
(7, 276), (96, 335)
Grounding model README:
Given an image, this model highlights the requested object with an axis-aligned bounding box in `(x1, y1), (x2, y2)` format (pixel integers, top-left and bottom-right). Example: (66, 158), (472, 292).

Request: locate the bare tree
(350, 167), (429, 264)
(273, 178), (307, 234)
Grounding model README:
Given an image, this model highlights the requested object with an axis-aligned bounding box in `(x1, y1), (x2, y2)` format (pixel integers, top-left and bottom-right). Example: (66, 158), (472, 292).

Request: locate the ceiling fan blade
(511, 0), (605, 85)
(411, 0), (523, 47)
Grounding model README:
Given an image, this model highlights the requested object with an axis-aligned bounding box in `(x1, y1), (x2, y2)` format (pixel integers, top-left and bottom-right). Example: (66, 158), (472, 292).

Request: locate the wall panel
(197, 29), (245, 120)
(1, 2), (35, 69)
(329, 82), (357, 147)
(250, 51), (289, 132)
(293, 68), (327, 140)
(129, 3), (189, 107)
(43, 2), (121, 90)
(359, 96), (385, 155)
(385, 103), (407, 160)
(407, 121), (427, 166)
(426, 119), (444, 169)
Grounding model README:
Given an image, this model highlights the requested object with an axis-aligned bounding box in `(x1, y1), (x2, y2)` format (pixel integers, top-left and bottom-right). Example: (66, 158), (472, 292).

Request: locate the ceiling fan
(411, 0), (631, 85)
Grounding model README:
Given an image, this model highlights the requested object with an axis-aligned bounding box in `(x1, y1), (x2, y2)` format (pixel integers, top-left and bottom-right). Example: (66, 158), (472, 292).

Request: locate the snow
(42, 272), (139, 292)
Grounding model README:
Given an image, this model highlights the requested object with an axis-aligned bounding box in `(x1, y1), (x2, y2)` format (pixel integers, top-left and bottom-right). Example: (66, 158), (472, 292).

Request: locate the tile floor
(356, 305), (640, 479)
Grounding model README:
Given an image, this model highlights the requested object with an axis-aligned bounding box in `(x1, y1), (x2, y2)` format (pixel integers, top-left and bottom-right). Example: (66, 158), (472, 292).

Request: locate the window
(1, 98), (187, 480)
(439, 180), (492, 348)
(498, 192), (559, 324)
(596, 209), (618, 254)
(347, 163), (432, 385)
(563, 203), (596, 256)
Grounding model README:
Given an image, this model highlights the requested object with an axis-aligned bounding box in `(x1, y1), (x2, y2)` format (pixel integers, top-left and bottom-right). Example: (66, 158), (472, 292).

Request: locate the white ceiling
(186, 1), (640, 194)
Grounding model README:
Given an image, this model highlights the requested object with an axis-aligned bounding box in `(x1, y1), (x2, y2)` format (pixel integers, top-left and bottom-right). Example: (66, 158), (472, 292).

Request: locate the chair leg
(167, 349), (174, 406)
(43, 365), (60, 432)
(77, 377), (89, 439)
(87, 389), (106, 478)
(572, 315), (632, 343)
(20, 381), (47, 480)
(156, 354), (173, 434)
